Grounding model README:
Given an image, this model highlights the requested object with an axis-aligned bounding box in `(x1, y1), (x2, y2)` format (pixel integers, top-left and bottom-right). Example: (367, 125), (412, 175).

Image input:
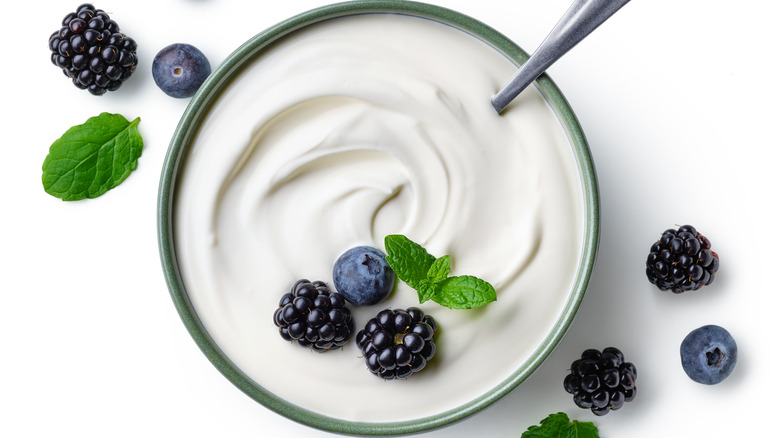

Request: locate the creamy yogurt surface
(173, 14), (585, 422)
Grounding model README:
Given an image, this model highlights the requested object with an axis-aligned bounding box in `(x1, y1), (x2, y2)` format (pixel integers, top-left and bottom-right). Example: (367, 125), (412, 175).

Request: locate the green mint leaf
(522, 412), (570, 438)
(385, 234), (497, 309)
(384, 234), (435, 289)
(416, 279), (438, 303)
(521, 413), (599, 438)
(433, 275), (497, 309)
(559, 421), (599, 438)
(42, 113), (143, 201)
(427, 255), (451, 282)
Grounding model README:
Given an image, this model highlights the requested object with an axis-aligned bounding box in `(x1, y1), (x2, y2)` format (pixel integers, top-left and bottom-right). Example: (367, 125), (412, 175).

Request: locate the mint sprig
(42, 112), (143, 201)
(384, 234), (497, 309)
(521, 412), (599, 438)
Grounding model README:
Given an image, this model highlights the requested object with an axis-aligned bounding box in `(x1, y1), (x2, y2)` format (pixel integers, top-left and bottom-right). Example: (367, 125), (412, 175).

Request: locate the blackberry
(645, 224), (719, 293)
(564, 347), (637, 416)
(48, 4), (137, 95)
(273, 279), (355, 352)
(356, 307), (438, 380)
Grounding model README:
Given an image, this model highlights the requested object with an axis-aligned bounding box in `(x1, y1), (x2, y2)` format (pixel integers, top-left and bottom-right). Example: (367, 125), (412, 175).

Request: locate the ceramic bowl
(158, 1), (599, 435)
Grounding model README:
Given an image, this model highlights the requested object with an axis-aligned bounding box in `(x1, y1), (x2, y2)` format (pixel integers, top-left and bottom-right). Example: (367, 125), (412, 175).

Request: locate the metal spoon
(491, 0), (632, 114)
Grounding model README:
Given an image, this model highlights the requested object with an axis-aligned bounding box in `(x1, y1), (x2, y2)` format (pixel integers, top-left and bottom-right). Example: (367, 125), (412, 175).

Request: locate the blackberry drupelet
(273, 279), (355, 352)
(48, 4), (138, 95)
(356, 307), (438, 380)
(645, 224), (719, 293)
(564, 347), (637, 416)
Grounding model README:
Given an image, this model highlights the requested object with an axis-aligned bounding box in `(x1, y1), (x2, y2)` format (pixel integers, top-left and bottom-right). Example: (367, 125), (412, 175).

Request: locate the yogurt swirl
(174, 14), (585, 421)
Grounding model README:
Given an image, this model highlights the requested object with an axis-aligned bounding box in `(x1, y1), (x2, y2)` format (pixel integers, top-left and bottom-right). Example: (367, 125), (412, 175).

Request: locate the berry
(152, 43), (211, 98)
(564, 347), (637, 415)
(680, 325), (737, 385)
(48, 4), (137, 95)
(273, 279), (355, 352)
(645, 224), (719, 293)
(333, 246), (396, 306)
(356, 307), (437, 380)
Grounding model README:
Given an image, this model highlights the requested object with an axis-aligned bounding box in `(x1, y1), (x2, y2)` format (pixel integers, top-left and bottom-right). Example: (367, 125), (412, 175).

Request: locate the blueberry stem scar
(706, 348), (723, 367)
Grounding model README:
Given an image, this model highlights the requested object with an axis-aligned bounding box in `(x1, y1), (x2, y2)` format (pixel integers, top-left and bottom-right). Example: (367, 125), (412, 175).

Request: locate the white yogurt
(174, 14), (585, 422)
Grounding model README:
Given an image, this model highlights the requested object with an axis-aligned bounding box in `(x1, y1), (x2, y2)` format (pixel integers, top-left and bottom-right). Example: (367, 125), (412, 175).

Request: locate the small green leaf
(559, 421), (600, 438)
(384, 234), (435, 289)
(385, 234), (497, 310)
(433, 275), (497, 309)
(42, 112), (143, 201)
(416, 279), (439, 303)
(427, 255), (451, 282)
(521, 413), (599, 438)
(522, 412), (568, 437)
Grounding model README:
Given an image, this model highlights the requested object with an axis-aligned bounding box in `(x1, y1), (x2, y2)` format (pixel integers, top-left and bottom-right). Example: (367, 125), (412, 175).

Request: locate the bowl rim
(157, 0), (600, 435)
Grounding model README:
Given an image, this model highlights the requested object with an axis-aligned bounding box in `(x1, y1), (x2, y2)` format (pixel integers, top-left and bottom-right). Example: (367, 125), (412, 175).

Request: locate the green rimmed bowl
(158, 0), (599, 435)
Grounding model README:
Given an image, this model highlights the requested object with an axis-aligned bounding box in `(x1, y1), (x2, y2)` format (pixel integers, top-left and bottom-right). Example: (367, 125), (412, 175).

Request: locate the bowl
(158, 0), (599, 435)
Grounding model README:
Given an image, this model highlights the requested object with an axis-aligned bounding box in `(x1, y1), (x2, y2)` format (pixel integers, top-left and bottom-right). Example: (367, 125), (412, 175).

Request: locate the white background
(2, 0), (778, 436)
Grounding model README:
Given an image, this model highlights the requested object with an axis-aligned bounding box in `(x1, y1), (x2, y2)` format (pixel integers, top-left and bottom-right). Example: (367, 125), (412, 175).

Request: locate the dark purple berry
(49, 5), (137, 94)
(356, 307), (438, 380)
(646, 225), (719, 293)
(273, 279), (354, 352)
(564, 347), (637, 415)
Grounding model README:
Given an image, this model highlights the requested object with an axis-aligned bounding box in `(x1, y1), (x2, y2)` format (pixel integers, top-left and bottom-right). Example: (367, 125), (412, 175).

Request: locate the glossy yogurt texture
(174, 14), (585, 422)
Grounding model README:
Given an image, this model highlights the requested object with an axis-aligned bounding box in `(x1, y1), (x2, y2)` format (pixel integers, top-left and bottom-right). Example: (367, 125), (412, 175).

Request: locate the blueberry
(332, 246), (395, 306)
(680, 324), (737, 384)
(152, 43), (211, 98)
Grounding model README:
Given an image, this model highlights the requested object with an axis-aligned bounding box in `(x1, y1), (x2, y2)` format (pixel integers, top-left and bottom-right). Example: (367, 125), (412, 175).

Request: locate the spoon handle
(491, 0), (631, 114)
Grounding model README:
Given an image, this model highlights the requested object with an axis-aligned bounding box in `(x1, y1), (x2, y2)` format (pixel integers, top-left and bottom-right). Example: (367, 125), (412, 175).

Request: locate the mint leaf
(521, 413), (599, 438)
(559, 421), (599, 438)
(384, 234), (497, 310)
(522, 412), (570, 437)
(427, 255), (451, 282)
(434, 275), (496, 309)
(42, 113), (143, 201)
(416, 278), (439, 303)
(384, 234), (435, 289)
